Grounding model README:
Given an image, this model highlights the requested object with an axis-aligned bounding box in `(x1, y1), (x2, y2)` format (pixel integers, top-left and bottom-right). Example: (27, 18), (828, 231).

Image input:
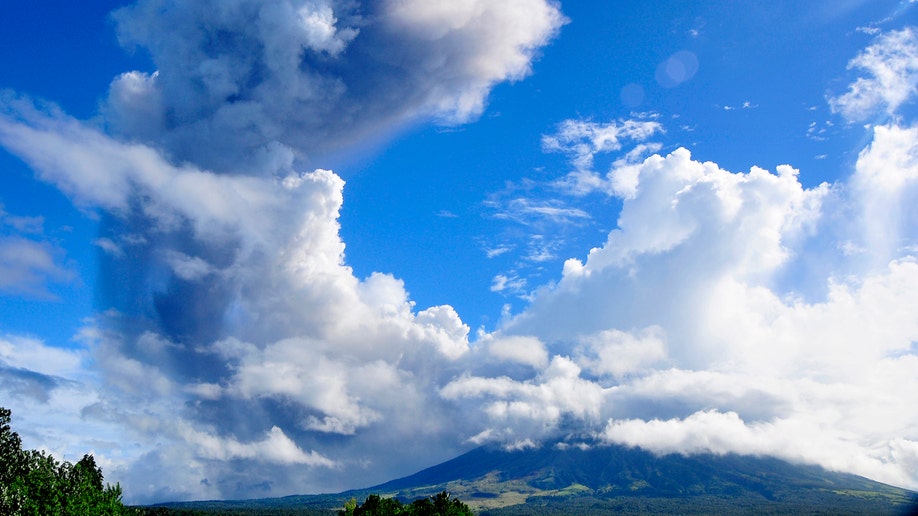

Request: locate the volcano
(366, 443), (917, 515)
(151, 443), (918, 515)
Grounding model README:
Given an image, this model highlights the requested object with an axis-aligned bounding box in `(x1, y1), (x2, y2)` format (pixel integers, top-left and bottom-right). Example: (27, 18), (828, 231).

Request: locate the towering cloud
(0, 0), (565, 502)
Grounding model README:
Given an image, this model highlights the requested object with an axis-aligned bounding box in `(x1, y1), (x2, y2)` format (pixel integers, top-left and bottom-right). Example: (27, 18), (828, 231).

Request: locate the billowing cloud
(105, 0), (566, 173)
(0, 99), (479, 498)
(447, 36), (918, 489)
(444, 28), (918, 489)
(0, 0), (564, 499)
(448, 133), (918, 488)
(484, 334), (549, 370)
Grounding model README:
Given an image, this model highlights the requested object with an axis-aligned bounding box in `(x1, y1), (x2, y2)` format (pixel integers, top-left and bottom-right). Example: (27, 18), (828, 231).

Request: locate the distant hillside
(368, 443), (917, 515)
(147, 443), (918, 515)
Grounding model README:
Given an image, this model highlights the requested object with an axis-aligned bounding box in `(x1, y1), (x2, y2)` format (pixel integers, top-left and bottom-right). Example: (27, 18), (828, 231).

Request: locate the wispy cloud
(0, 204), (73, 299)
(829, 27), (918, 121)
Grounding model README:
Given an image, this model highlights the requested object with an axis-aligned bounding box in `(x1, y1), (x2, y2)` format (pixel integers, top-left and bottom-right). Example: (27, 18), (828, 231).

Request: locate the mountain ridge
(366, 442), (917, 513)
(150, 443), (918, 515)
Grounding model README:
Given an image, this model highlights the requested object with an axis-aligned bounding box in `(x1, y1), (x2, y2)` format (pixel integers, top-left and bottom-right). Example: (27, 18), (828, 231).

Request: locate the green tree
(0, 406), (132, 515)
(407, 491), (474, 516)
(340, 492), (473, 516)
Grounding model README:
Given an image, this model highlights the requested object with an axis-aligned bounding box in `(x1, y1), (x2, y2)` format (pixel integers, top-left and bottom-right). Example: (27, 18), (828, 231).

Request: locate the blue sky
(1, 0), (918, 504)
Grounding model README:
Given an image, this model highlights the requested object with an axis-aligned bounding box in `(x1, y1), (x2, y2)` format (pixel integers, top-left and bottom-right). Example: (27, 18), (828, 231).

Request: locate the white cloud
(542, 118), (663, 173)
(485, 334), (549, 369)
(93, 237), (125, 258)
(0, 202), (73, 298)
(176, 421), (337, 466)
(0, 94), (484, 500)
(458, 115), (918, 489)
(493, 198), (591, 226)
(483, 118), (664, 294)
(0, 332), (139, 485)
(0, 236), (72, 298)
(600, 408), (918, 491)
(105, 0), (565, 172)
(382, 0), (567, 122)
(164, 251), (214, 281)
(575, 327), (667, 379)
(0, 334), (84, 378)
(490, 273), (526, 294)
(0, 204), (44, 234)
(447, 38), (918, 491)
(847, 123), (918, 268)
(484, 245), (513, 258)
(543, 119), (663, 198)
(829, 27), (918, 121)
(295, 4), (357, 56)
(441, 355), (610, 443)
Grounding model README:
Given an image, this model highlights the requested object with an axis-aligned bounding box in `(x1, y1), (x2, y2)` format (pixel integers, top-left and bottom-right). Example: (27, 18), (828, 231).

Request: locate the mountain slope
(150, 443), (918, 515)
(368, 443), (917, 514)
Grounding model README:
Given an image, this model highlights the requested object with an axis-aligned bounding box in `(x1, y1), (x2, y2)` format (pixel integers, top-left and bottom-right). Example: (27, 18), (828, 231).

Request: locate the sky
(1, 0), (918, 505)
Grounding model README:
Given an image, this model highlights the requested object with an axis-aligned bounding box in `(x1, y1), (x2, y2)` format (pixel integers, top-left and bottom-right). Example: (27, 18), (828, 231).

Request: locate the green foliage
(0, 406), (133, 515)
(339, 492), (474, 516)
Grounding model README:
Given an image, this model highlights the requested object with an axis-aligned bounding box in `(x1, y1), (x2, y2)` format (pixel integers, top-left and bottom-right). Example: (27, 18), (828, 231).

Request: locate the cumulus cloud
(575, 326), (667, 379)
(105, 0), (566, 173)
(450, 133), (918, 488)
(848, 123), (918, 267)
(442, 355), (609, 443)
(0, 99), (481, 498)
(6, 0), (563, 493)
(448, 31), (918, 488)
(484, 334), (549, 370)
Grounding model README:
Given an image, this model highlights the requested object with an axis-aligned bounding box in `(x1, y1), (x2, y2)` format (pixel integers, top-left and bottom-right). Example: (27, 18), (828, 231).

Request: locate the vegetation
(135, 492), (474, 516)
(0, 406), (132, 515)
(135, 508), (334, 516)
(340, 492), (474, 516)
